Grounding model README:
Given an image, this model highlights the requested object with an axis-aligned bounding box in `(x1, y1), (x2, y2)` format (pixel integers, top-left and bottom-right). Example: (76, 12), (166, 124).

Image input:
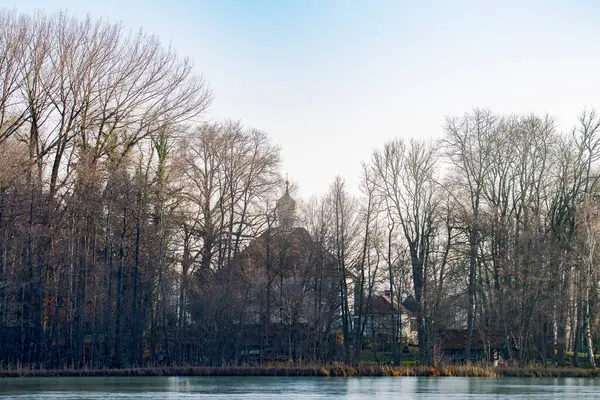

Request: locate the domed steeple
(276, 175), (296, 232)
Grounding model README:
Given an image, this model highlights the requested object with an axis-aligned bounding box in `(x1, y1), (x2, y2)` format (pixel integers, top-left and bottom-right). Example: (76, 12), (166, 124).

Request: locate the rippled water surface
(0, 376), (599, 399)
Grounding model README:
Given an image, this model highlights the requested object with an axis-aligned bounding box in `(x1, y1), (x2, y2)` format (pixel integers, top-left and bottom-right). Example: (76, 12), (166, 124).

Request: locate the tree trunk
(583, 295), (595, 368)
(465, 224), (478, 363)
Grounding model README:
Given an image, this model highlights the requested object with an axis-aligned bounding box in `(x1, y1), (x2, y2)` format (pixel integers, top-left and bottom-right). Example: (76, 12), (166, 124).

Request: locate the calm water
(0, 376), (598, 399)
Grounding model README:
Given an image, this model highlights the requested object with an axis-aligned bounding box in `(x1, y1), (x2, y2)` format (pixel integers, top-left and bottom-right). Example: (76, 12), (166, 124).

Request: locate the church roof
(240, 226), (338, 278)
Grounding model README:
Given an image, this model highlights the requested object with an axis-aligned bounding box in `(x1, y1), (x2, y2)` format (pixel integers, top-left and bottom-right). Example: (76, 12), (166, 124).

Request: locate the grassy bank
(0, 364), (599, 378)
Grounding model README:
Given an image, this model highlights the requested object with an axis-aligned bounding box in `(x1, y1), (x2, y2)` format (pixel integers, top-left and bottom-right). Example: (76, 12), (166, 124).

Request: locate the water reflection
(0, 376), (598, 399)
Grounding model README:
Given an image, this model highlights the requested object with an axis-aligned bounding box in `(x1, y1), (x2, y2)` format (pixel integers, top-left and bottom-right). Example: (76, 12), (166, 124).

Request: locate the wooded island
(0, 10), (599, 372)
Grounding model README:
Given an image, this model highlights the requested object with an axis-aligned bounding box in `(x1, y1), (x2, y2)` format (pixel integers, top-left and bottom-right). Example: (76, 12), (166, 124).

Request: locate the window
(410, 318), (417, 331)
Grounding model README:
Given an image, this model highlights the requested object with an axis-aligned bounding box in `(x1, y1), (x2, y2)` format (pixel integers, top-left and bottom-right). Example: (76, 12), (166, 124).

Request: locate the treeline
(1, 10), (599, 369)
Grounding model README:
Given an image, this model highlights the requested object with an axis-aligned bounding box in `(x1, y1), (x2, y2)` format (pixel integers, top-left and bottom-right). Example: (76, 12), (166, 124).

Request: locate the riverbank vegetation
(1, 364), (600, 378)
(1, 9), (600, 370)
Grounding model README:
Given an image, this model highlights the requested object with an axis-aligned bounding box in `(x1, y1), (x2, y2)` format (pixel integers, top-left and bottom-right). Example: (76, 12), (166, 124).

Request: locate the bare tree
(371, 138), (440, 362)
(442, 109), (501, 362)
(0, 10), (28, 143)
(327, 176), (360, 362)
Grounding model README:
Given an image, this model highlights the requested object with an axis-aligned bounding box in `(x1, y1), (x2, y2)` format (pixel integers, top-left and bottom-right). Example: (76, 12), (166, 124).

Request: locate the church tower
(276, 176), (296, 232)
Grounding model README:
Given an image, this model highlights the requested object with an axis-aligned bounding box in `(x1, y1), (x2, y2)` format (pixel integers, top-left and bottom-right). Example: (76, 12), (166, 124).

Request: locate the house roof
(367, 294), (411, 315)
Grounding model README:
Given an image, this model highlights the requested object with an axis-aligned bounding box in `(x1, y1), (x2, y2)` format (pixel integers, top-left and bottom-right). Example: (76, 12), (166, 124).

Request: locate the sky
(3, 0), (600, 199)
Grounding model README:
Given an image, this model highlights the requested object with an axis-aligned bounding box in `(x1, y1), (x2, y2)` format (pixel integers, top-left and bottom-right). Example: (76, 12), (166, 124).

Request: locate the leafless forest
(1, 10), (599, 369)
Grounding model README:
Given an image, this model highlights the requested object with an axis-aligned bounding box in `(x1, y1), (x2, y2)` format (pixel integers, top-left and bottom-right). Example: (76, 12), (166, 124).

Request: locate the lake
(0, 376), (599, 399)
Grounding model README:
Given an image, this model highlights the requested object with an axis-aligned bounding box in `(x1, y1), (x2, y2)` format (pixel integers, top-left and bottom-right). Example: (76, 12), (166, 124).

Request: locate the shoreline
(0, 365), (598, 378)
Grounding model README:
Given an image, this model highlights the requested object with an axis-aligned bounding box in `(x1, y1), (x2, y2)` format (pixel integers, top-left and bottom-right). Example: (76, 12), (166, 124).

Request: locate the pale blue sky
(4, 0), (600, 198)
